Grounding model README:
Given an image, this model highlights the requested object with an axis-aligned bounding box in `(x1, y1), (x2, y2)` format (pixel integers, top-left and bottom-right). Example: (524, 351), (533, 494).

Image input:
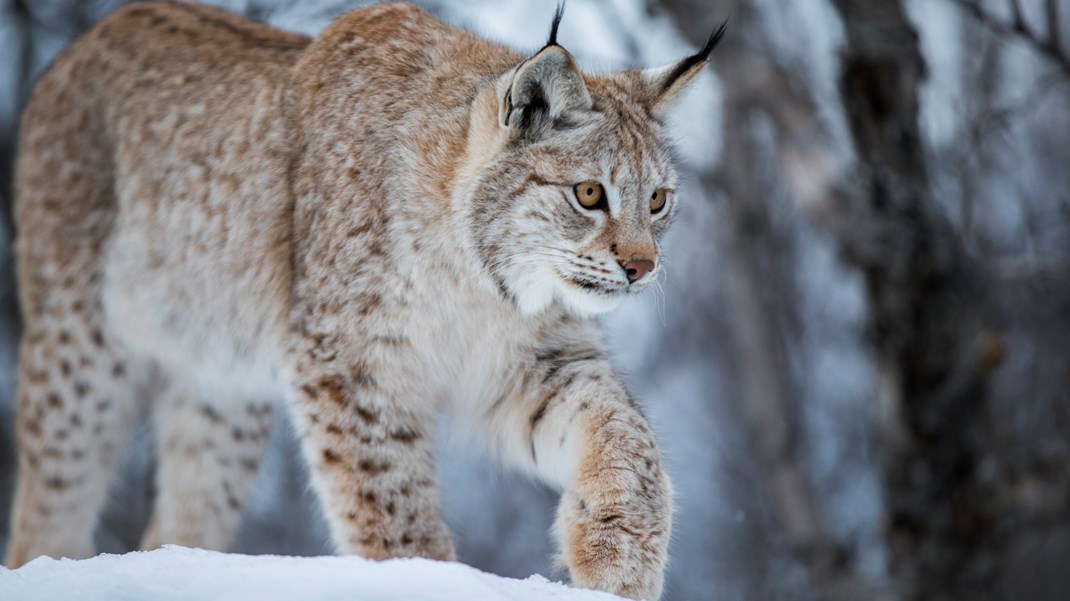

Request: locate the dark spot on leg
(246, 403), (270, 417)
(358, 459), (390, 475)
(369, 334), (410, 347)
(354, 294), (383, 317)
(73, 381), (90, 397)
(47, 393), (63, 409)
(355, 405), (380, 424)
(314, 376), (347, 407)
(43, 475), (67, 489)
(26, 369), (48, 384)
(388, 427), (419, 443)
(530, 398), (550, 429)
(223, 481), (241, 510)
(201, 405), (224, 424)
(323, 448), (340, 463)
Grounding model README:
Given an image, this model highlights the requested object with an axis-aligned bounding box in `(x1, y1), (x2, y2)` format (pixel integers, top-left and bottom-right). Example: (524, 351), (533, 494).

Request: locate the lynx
(6, 2), (723, 598)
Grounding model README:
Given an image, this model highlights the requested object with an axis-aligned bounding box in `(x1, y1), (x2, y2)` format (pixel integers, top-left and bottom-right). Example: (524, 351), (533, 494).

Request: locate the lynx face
(459, 16), (722, 317)
(462, 9), (724, 318)
(472, 101), (679, 316)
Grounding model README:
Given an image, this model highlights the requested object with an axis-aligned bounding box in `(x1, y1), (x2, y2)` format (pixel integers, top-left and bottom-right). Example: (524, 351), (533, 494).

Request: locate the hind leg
(6, 297), (143, 567)
(141, 383), (272, 551)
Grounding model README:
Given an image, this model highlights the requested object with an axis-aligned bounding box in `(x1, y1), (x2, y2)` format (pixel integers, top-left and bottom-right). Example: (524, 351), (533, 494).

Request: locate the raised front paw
(556, 468), (673, 600)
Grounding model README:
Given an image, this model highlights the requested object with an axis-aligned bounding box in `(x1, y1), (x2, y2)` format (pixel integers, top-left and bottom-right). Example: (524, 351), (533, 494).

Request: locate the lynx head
(464, 6), (726, 317)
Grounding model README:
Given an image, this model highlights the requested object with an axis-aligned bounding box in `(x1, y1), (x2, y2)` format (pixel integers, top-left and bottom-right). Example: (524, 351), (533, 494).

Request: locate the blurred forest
(1, 0), (1069, 600)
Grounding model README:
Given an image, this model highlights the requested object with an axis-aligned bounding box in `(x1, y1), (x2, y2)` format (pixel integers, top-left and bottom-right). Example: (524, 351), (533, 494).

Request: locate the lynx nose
(623, 259), (655, 284)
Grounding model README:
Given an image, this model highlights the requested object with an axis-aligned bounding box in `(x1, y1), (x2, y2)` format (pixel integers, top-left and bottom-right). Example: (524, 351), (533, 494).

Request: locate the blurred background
(1, 0), (1069, 599)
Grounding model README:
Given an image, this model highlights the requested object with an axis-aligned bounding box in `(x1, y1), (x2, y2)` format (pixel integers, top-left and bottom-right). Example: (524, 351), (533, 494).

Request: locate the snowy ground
(0, 546), (625, 601)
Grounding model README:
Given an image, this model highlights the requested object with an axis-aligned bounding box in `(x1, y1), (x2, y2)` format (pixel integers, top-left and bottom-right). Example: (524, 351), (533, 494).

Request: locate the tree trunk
(660, 1), (892, 598)
(829, 2), (1006, 599)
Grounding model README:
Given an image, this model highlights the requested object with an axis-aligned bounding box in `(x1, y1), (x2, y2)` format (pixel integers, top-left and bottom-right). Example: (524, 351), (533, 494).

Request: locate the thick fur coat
(7, 3), (722, 598)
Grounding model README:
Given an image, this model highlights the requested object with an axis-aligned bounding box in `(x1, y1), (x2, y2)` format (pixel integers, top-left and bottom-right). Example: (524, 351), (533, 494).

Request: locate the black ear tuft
(660, 19), (728, 94)
(698, 19), (729, 62)
(546, 2), (565, 48)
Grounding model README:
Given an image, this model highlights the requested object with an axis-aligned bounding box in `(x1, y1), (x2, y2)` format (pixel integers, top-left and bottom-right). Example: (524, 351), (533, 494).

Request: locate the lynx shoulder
(7, 3), (723, 599)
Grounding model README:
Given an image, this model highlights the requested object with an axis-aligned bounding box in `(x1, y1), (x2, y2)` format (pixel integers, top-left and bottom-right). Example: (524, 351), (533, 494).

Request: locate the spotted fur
(6, 3), (720, 598)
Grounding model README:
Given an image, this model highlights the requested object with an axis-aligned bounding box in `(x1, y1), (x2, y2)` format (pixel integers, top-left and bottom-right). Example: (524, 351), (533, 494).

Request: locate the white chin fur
(556, 285), (625, 317)
(508, 265), (624, 317)
(510, 266), (559, 316)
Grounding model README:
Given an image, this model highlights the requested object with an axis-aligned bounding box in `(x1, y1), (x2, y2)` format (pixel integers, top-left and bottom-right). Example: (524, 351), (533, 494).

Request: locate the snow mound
(0, 546), (625, 601)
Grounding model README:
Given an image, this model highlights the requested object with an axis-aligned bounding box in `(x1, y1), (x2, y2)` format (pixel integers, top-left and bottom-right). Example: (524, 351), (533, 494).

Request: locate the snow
(0, 546), (624, 601)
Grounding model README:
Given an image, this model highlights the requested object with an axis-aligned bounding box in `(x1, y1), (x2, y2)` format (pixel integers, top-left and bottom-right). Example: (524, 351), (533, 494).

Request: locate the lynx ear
(499, 4), (591, 141)
(641, 20), (727, 117)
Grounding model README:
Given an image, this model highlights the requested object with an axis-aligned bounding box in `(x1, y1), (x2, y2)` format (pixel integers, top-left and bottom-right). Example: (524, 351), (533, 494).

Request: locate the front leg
(555, 393), (672, 601)
(288, 334), (454, 562)
(495, 343), (672, 600)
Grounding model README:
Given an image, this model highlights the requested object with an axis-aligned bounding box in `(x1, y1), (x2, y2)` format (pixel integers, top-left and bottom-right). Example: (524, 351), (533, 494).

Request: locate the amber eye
(573, 181), (605, 210)
(650, 188), (669, 214)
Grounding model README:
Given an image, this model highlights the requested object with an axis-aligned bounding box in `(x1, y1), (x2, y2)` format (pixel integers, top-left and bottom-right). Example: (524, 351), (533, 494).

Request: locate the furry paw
(555, 469), (672, 600)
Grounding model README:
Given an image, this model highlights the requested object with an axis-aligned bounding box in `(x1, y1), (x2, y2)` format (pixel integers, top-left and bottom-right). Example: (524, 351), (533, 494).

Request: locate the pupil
(586, 187), (593, 196)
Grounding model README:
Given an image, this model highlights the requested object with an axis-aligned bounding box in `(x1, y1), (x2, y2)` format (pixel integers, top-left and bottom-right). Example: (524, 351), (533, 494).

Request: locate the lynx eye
(650, 188), (669, 214)
(573, 181), (606, 210)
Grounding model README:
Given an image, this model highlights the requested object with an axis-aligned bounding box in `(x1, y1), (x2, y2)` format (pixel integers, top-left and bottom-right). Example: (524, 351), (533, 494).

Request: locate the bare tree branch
(1047, 0), (1062, 54)
(1009, 0), (1026, 33)
(968, 71), (1069, 144)
(951, 0), (1070, 79)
